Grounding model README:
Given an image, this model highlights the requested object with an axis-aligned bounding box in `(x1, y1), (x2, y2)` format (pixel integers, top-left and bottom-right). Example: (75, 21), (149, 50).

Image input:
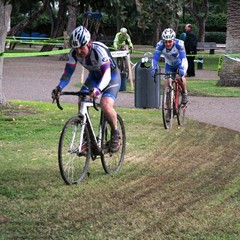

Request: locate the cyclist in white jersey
(52, 26), (121, 152)
(151, 28), (189, 104)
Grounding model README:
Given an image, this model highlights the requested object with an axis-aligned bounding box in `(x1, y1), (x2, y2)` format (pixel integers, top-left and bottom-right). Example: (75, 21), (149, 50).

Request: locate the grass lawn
(1, 45), (239, 239)
(0, 100), (240, 239)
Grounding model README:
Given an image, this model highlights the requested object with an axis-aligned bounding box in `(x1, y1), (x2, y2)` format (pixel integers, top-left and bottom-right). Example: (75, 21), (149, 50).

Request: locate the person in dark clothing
(184, 24), (197, 77)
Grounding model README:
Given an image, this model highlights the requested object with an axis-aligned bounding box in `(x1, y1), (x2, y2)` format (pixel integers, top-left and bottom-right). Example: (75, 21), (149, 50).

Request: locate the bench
(98, 35), (114, 45)
(197, 42), (217, 54)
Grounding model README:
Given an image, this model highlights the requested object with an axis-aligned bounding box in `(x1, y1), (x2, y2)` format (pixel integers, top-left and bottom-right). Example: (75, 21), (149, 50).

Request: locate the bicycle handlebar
(153, 71), (179, 83)
(54, 91), (99, 111)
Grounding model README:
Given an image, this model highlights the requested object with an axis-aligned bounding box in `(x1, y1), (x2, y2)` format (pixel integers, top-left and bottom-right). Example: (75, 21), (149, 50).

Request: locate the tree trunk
(0, 1), (12, 107)
(40, 0), (68, 52)
(8, 0), (49, 37)
(219, 0), (240, 86)
(66, 0), (78, 36)
(219, 56), (240, 86)
(185, 0), (209, 42)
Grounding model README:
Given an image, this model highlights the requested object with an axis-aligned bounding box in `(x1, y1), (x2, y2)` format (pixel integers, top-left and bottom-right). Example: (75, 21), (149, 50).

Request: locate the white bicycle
(54, 90), (126, 185)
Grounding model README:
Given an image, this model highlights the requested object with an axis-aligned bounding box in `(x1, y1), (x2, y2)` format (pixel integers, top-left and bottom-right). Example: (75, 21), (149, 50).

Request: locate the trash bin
(197, 58), (203, 69)
(119, 72), (127, 91)
(134, 59), (160, 109)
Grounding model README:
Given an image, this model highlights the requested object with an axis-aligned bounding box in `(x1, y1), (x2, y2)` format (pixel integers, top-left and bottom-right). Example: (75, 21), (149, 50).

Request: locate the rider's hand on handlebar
(90, 87), (101, 99)
(51, 86), (62, 102)
(151, 68), (157, 78)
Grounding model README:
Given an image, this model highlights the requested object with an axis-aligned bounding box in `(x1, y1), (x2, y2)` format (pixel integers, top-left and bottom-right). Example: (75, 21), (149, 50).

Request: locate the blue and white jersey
(152, 39), (188, 76)
(59, 42), (118, 91)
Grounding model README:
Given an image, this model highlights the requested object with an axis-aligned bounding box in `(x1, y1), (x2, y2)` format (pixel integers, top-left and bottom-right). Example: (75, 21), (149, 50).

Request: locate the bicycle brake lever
(56, 97), (63, 110)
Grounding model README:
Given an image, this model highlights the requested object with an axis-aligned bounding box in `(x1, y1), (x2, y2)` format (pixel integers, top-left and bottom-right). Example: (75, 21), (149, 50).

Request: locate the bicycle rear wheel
(58, 116), (91, 185)
(162, 87), (174, 129)
(101, 114), (126, 174)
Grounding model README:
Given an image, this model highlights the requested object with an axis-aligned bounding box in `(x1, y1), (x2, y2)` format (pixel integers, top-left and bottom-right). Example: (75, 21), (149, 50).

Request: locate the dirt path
(2, 55), (240, 132)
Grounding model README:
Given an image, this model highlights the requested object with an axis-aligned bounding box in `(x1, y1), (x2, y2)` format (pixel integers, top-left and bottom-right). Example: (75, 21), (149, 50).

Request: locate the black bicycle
(54, 91), (126, 185)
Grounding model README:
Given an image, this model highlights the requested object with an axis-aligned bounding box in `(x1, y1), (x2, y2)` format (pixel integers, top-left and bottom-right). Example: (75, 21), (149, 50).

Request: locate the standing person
(151, 28), (189, 104)
(184, 24), (197, 77)
(113, 27), (133, 51)
(51, 25), (121, 152)
(179, 31), (186, 42)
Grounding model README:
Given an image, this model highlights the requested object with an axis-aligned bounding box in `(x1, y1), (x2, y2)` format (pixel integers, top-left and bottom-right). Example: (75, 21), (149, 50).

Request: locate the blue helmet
(69, 26), (91, 48)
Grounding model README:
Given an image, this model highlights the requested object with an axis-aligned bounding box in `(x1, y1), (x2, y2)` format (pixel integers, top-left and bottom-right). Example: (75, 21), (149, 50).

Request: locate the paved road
(2, 56), (240, 132)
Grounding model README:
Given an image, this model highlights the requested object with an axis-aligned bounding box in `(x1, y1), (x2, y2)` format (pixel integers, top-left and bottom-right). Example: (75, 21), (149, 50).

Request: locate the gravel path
(3, 55), (240, 132)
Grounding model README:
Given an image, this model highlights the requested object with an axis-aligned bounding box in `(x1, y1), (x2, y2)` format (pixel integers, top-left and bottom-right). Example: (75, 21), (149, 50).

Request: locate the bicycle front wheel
(101, 114), (126, 174)
(162, 87), (174, 129)
(176, 90), (187, 126)
(58, 116), (91, 185)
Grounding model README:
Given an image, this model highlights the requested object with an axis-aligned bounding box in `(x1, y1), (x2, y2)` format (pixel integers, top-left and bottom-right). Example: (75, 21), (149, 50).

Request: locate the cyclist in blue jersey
(151, 28), (189, 104)
(52, 26), (121, 152)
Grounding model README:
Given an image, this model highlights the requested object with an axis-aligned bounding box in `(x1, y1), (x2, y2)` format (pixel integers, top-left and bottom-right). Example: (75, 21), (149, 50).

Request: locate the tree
(8, 0), (49, 37)
(184, 0), (209, 42)
(0, 0), (12, 107)
(135, 0), (182, 46)
(66, 0), (78, 36)
(40, 0), (68, 52)
(218, 0), (240, 86)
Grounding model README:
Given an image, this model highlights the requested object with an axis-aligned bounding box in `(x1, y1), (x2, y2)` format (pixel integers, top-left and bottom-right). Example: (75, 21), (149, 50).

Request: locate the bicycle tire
(117, 57), (129, 78)
(162, 87), (174, 129)
(101, 114), (126, 174)
(58, 116), (91, 185)
(178, 101), (187, 126)
(117, 57), (124, 73)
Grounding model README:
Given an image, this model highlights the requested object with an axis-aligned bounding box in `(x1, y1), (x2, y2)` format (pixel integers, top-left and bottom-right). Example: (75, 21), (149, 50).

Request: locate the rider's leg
(100, 96), (120, 152)
(177, 75), (187, 93)
(100, 96), (117, 131)
(178, 75), (188, 104)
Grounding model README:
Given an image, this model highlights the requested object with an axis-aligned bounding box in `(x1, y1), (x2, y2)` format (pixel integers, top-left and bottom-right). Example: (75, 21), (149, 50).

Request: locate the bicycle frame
(154, 71), (186, 129)
(78, 97), (104, 156)
(167, 75), (181, 110)
(55, 90), (126, 184)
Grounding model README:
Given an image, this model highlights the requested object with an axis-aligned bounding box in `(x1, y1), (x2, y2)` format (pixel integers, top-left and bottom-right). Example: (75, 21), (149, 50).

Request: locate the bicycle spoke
(58, 117), (91, 185)
(162, 88), (174, 129)
(101, 114), (126, 174)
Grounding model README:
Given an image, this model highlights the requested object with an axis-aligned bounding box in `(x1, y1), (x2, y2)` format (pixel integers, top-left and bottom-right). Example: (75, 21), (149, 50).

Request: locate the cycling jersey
(58, 42), (121, 100)
(113, 32), (133, 50)
(152, 39), (188, 77)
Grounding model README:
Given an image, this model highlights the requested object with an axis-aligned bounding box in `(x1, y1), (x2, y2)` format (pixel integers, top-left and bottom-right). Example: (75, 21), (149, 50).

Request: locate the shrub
(205, 32), (226, 43)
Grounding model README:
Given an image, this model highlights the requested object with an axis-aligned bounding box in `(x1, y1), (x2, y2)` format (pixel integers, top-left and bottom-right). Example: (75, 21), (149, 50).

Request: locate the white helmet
(120, 27), (127, 33)
(69, 26), (91, 48)
(162, 28), (176, 41)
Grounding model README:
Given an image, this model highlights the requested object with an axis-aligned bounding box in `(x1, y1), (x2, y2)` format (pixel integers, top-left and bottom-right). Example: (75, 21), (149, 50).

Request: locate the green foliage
(9, 1), (227, 45)
(205, 32), (226, 43)
(11, 15), (26, 27)
(206, 13), (227, 31)
(30, 13), (51, 33)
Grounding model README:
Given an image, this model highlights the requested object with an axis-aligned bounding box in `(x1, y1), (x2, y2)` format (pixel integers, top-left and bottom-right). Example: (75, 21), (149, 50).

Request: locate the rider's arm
(97, 62), (111, 91)
(113, 33), (120, 50)
(126, 34), (133, 48)
(58, 49), (77, 89)
(152, 41), (163, 71)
